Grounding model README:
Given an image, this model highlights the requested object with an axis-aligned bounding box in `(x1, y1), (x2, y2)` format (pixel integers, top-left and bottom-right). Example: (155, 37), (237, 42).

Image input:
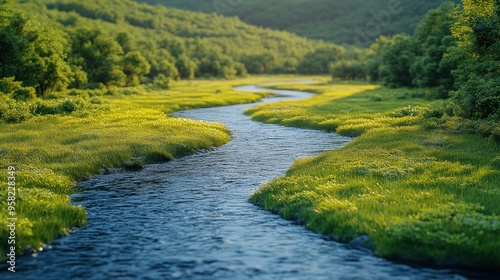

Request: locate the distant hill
(136, 0), (460, 46)
(13, 0), (332, 77)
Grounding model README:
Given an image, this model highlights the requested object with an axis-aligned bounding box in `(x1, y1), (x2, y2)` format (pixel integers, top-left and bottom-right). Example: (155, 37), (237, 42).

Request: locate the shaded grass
(0, 75), (323, 257)
(247, 81), (500, 268)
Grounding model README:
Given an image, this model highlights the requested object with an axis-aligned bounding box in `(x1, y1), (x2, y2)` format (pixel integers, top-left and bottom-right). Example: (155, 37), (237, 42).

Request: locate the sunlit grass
(0, 75), (324, 257)
(248, 81), (500, 268)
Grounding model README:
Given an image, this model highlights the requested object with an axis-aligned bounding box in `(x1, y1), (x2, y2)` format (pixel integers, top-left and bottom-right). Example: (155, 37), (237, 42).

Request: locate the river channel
(3, 86), (470, 279)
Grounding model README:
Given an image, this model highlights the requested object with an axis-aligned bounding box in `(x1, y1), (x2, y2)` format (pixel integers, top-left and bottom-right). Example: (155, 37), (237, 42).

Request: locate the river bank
(0, 76), (316, 259)
(247, 81), (500, 269)
(2, 84), (468, 280)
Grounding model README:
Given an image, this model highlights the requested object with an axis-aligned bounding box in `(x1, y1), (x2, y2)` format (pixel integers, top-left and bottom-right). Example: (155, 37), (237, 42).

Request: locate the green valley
(1, 0), (499, 274)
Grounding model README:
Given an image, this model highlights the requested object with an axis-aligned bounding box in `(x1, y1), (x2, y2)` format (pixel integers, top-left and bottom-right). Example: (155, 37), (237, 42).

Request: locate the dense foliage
(37, 0), (324, 78)
(0, 0), (334, 103)
(137, 0), (460, 46)
(366, 1), (500, 120)
(1, 0), (497, 123)
(336, 2), (458, 91)
(450, 0), (500, 119)
(0, 6), (72, 97)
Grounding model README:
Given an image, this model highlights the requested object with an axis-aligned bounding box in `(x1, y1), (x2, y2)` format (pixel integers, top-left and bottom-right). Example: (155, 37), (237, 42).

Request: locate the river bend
(3, 86), (468, 279)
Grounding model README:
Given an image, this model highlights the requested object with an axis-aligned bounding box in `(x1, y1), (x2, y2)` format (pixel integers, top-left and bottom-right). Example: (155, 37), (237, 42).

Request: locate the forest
(137, 0), (460, 45)
(1, 0), (498, 122)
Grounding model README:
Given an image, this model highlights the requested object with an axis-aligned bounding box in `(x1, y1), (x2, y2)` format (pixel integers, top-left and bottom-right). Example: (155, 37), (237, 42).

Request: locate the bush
(2, 104), (32, 123)
(12, 87), (36, 100)
(422, 101), (453, 119)
(31, 98), (89, 116)
(0, 77), (36, 100)
(67, 89), (90, 99)
(152, 74), (170, 89)
(329, 60), (366, 80)
(33, 100), (58, 115)
(56, 97), (88, 114)
(452, 76), (500, 120)
(0, 96), (33, 123)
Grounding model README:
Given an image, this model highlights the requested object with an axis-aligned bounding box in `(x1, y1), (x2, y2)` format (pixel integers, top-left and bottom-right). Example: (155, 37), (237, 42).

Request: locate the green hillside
(136, 0), (460, 46)
(13, 0), (329, 80)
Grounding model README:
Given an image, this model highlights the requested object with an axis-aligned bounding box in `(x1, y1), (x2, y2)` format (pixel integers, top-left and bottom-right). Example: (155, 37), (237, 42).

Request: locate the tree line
(329, 1), (499, 120)
(1, 0), (323, 98)
(1, 0), (498, 122)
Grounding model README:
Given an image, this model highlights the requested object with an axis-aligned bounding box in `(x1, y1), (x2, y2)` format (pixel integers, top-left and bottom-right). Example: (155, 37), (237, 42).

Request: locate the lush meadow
(248, 81), (500, 268)
(0, 76), (310, 257)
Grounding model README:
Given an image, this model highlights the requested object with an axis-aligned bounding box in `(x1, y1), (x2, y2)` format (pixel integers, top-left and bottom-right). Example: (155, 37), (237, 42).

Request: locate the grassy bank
(247, 81), (500, 268)
(0, 76), (316, 257)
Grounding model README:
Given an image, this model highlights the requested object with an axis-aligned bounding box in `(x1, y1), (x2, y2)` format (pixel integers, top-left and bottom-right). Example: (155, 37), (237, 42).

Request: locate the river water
(3, 86), (470, 279)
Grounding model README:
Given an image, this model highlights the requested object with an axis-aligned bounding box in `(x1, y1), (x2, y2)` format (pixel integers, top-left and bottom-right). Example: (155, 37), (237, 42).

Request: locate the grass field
(247, 81), (500, 268)
(0, 76), (322, 257)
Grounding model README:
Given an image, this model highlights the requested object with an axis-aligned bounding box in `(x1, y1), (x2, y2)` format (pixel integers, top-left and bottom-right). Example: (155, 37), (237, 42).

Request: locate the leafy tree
(175, 55), (197, 79)
(450, 0), (500, 119)
(149, 52), (180, 80)
(330, 47), (368, 80)
(233, 62), (248, 77)
(298, 46), (345, 74)
(116, 32), (135, 54)
(330, 60), (366, 80)
(243, 53), (278, 74)
(161, 38), (186, 58)
(69, 65), (89, 89)
(69, 27), (126, 86)
(411, 3), (457, 91)
(198, 51), (239, 79)
(152, 74), (170, 89)
(278, 57), (299, 74)
(14, 0), (350, 78)
(379, 34), (418, 87)
(365, 36), (390, 82)
(0, 7), (72, 96)
(122, 51), (150, 86)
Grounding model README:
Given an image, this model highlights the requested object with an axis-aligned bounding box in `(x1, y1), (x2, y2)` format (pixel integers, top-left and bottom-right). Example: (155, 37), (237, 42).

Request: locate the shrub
(144, 151), (173, 163)
(452, 76), (500, 119)
(33, 100), (58, 115)
(0, 77), (36, 100)
(422, 101), (453, 119)
(152, 74), (170, 89)
(56, 98), (88, 114)
(2, 104), (32, 123)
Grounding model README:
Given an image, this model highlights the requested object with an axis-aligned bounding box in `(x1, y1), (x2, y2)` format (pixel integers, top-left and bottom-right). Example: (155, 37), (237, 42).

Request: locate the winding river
(3, 86), (471, 279)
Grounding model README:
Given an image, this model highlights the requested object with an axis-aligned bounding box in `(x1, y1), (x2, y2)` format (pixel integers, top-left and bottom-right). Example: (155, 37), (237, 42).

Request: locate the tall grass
(248, 81), (500, 268)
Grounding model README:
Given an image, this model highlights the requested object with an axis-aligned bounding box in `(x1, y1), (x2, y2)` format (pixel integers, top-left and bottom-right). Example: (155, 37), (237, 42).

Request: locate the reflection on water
(2, 86), (469, 279)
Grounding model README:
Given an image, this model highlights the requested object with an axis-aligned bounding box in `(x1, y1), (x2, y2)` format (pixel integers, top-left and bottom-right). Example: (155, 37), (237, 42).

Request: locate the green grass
(247, 81), (500, 268)
(0, 75), (322, 257)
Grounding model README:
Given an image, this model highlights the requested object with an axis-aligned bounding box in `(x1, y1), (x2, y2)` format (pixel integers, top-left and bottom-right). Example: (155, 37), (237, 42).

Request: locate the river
(2, 86), (470, 279)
